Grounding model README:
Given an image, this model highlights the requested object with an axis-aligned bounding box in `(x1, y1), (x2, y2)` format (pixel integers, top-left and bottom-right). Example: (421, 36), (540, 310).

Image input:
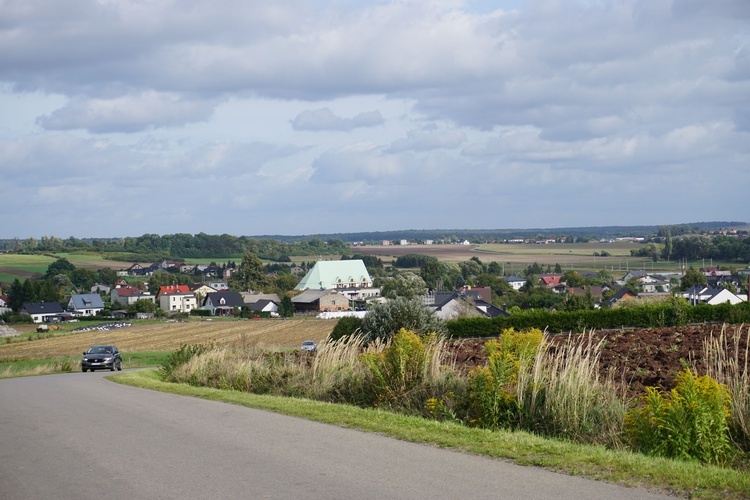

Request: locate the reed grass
(701, 324), (750, 451)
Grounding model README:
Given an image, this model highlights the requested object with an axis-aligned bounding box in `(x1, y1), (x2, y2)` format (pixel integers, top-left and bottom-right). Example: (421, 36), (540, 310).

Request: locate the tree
(44, 258), (76, 279)
(562, 270), (585, 288)
(381, 272), (428, 300)
(360, 297), (446, 344)
(230, 252), (269, 292)
(487, 261), (502, 275)
(420, 260), (447, 290)
(681, 267), (707, 290)
(129, 298), (158, 314)
(278, 295), (295, 318)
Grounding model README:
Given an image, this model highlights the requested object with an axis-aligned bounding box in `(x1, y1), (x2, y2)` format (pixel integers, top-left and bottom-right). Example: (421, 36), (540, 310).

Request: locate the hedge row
(446, 302), (750, 338)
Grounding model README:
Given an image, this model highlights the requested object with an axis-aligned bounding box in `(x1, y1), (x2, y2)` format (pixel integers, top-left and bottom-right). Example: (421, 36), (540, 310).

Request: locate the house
(20, 302), (65, 323)
(67, 294), (105, 317)
(336, 286), (382, 303)
(0, 296), (7, 307)
(504, 275), (526, 291)
(539, 275), (562, 287)
(188, 283), (217, 304)
(111, 286), (155, 307)
(205, 280), (229, 291)
(292, 289), (350, 312)
(604, 288), (638, 308)
(425, 291), (508, 320)
(459, 286), (492, 303)
(621, 270), (649, 283)
(90, 283), (111, 295)
(295, 260), (373, 291)
(248, 299), (278, 314)
(156, 284), (192, 300)
(240, 292), (281, 308)
(202, 291), (244, 316)
(678, 287), (746, 306)
(157, 285), (197, 314)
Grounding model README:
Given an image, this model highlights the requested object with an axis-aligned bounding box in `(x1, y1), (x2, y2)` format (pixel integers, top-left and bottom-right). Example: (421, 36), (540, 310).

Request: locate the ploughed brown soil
(447, 324), (750, 398)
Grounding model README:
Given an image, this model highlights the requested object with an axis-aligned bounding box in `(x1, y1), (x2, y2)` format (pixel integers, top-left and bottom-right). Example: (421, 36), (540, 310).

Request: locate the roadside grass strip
(111, 369), (750, 499)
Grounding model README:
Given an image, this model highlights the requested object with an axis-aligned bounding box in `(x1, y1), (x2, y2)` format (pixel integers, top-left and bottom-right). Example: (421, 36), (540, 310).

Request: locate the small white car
(301, 340), (317, 352)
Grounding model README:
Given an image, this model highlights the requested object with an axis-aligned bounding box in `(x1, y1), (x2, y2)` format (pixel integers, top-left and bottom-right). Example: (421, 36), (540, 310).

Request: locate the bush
(360, 297), (446, 344)
(329, 316), (363, 341)
(464, 328), (543, 429)
(160, 343), (214, 380)
(625, 369), (732, 464)
(361, 329), (430, 407)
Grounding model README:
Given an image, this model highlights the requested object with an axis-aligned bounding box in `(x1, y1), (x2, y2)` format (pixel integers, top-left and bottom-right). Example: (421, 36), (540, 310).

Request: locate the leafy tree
(459, 260), (484, 281)
(554, 263), (563, 273)
(97, 268), (118, 286)
(681, 267), (707, 290)
(44, 258), (76, 279)
(381, 272), (428, 300)
(487, 261), (502, 275)
(360, 297), (446, 344)
(230, 252), (270, 292)
(278, 295), (295, 318)
(129, 298), (158, 314)
(562, 270), (585, 288)
(420, 260), (447, 290)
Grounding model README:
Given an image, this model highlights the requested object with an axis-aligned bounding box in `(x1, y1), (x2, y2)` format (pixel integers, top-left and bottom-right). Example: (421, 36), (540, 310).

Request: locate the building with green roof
(295, 260), (373, 291)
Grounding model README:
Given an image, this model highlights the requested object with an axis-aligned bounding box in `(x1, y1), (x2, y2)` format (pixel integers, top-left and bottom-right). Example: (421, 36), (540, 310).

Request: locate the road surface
(0, 371), (668, 499)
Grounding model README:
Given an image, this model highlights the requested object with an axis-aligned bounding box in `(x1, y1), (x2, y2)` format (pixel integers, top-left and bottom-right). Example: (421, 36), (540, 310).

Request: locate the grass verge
(0, 351), (170, 378)
(110, 369), (750, 499)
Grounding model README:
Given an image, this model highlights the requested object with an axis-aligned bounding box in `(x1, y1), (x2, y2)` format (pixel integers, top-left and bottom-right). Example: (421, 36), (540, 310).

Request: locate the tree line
(2, 233), (351, 261)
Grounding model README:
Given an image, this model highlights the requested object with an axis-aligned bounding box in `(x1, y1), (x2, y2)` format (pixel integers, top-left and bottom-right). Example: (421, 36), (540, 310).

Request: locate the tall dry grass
(701, 324), (750, 451)
(519, 331), (628, 447)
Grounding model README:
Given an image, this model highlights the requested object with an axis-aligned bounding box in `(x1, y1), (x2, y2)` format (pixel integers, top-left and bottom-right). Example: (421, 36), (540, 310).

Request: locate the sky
(1, 0), (749, 239)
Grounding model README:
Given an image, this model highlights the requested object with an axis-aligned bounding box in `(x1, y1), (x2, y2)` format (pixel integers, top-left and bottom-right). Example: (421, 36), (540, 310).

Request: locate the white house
(67, 294), (105, 316)
(679, 287), (746, 305)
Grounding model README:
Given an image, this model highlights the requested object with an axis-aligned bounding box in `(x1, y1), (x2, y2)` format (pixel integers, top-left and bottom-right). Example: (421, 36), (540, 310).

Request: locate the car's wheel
(82, 367), (87, 372)
(116, 360), (122, 371)
(110, 363), (116, 371)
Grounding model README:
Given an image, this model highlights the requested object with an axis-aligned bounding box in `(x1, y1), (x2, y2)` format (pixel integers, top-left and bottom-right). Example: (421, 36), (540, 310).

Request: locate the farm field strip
(0, 320), (336, 360)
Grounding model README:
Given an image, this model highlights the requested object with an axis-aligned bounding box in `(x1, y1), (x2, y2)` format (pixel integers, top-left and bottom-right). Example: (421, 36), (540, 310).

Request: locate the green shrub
(360, 297), (446, 344)
(465, 328), (543, 429)
(360, 329), (430, 407)
(329, 316), (363, 341)
(160, 342), (214, 380)
(625, 369), (733, 464)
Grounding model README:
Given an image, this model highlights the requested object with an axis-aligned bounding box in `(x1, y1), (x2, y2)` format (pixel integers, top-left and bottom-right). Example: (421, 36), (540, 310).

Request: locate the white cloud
(0, 0), (748, 237)
(291, 108), (384, 131)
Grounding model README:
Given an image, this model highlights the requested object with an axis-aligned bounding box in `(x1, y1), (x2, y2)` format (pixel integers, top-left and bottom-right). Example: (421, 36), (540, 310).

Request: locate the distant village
(3, 251), (749, 324)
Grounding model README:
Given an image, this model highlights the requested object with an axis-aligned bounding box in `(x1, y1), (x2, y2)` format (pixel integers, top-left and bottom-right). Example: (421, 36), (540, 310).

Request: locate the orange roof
(159, 284), (191, 295)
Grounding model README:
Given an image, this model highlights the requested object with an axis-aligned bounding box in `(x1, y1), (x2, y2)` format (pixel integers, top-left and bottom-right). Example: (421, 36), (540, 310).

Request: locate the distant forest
(1, 221), (747, 262)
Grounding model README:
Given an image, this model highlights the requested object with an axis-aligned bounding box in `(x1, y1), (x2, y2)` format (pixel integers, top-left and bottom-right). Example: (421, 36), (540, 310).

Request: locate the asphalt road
(0, 371), (669, 499)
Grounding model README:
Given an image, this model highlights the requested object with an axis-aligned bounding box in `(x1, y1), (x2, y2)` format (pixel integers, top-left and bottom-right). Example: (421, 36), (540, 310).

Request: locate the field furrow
(0, 319), (336, 360)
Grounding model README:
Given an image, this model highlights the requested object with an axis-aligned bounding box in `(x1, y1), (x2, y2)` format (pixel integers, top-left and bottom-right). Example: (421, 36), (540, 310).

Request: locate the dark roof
(204, 291), (244, 308)
(22, 302), (64, 315)
(248, 299), (277, 311)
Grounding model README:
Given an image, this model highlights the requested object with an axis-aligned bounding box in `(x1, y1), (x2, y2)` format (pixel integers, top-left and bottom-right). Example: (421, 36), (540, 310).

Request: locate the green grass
(0, 351), (170, 378)
(111, 369), (750, 498)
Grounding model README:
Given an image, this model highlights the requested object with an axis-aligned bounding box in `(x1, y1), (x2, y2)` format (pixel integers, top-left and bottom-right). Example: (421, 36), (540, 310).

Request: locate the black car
(81, 345), (122, 372)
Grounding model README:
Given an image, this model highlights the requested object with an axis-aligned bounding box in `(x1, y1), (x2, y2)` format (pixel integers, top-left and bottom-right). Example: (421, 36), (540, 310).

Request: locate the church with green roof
(294, 260), (373, 291)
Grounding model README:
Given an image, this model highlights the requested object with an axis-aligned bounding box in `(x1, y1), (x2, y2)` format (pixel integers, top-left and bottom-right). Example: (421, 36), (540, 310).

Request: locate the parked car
(301, 340), (317, 352)
(81, 345), (122, 372)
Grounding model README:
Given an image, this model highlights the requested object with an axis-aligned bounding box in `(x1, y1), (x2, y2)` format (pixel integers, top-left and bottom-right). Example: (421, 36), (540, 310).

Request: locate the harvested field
(448, 323), (750, 398)
(0, 319), (336, 360)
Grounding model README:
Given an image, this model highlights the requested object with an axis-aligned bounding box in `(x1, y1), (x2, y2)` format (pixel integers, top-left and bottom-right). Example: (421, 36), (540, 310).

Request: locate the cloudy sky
(1, 0), (748, 239)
